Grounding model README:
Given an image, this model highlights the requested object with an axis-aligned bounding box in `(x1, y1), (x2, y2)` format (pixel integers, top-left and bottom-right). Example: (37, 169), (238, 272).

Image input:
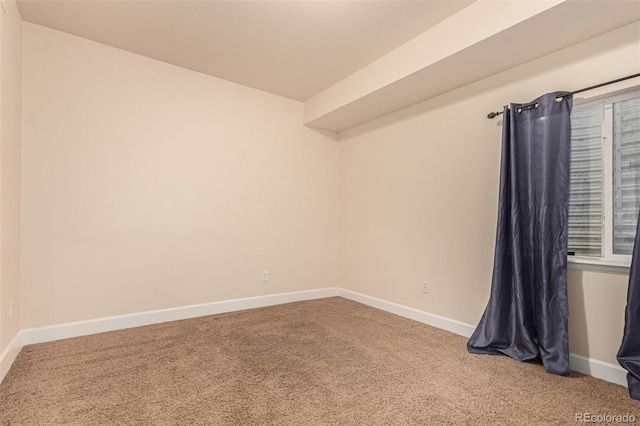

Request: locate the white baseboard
(570, 353), (628, 387)
(336, 288), (629, 388)
(6, 286), (629, 389)
(21, 288), (340, 346)
(337, 288), (476, 337)
(0, 332), (23, 384)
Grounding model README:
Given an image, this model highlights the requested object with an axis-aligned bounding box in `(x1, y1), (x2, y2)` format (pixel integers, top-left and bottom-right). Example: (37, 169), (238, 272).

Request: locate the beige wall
(0, 0), (22, 354)
(338, 22), (640, 366)
(21, 23), (339, 328)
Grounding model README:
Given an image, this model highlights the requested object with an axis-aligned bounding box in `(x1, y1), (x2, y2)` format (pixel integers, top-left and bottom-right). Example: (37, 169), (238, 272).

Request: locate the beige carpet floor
(0, 297), (637, 425)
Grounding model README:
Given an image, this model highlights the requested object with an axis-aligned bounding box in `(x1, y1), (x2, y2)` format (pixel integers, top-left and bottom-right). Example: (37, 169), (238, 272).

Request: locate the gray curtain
(468, 91), (573, 376)
(617, 218), (640, 399)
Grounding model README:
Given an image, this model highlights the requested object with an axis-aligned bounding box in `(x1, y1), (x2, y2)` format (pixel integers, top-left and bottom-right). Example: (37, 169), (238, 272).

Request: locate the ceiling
(16, 0), (473, 101)
(15, 0), (640, 132)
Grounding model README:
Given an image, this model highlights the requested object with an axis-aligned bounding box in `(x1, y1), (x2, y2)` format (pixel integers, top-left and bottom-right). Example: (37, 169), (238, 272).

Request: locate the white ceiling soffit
(304, 0), (640, 132)
(16, 0), (473, 102)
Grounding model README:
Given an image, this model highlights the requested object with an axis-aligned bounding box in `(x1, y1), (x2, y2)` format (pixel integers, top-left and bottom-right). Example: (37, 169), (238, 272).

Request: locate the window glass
(613, 96), (640, 255)
(568, 103), (603, 257)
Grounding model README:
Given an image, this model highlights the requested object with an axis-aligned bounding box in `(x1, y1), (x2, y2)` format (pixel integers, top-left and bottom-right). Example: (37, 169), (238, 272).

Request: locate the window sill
(568, 257), (630, 275)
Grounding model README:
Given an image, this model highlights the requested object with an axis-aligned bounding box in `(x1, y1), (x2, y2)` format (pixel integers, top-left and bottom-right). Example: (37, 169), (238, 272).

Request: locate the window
(568, 90), (640, 269)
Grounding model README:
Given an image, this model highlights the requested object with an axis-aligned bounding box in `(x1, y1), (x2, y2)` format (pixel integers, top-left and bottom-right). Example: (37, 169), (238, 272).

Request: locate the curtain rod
(486, 73), (640, 119)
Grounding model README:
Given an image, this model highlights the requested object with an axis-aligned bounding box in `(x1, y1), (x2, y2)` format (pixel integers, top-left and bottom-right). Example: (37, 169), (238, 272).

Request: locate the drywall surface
(21, 23), (339, 328)
(0, 0), (22, 354)
(338, 22), (640, 366)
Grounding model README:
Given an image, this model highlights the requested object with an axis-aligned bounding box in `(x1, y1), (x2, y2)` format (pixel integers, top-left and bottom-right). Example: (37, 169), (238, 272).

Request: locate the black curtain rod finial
(487, 111), (502, 119)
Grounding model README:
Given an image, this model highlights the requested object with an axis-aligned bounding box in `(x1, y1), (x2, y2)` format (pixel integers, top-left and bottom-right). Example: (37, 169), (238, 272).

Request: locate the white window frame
(568, 88), (640, 274)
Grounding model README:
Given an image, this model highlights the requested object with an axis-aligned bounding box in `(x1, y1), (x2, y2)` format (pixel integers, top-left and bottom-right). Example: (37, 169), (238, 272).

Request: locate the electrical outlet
(8, 300), (14, 319)
(420, 281), (429, 294)
(261, 270), (269, 283)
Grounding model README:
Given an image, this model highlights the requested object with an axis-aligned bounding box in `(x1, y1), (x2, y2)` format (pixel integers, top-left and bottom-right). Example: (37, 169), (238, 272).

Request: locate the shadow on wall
(568, 270), (590, 358)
